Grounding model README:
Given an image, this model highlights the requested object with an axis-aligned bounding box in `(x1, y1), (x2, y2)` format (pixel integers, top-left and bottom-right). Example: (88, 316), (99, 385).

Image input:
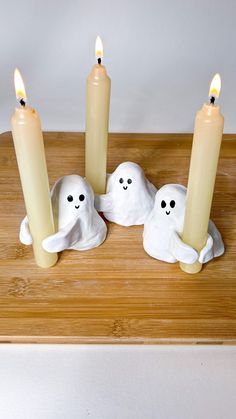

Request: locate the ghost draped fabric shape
(20, 175), (107, 253)
(94, 162), (157, 226)
(143, 184), (224, 264)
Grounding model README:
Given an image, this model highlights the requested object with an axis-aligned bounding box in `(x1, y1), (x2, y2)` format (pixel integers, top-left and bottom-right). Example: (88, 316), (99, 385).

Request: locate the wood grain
(0, 131), (235, 344)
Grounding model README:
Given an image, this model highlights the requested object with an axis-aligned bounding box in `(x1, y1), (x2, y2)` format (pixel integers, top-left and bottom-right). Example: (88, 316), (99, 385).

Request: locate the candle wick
(210, 96), (215, 105)
(97, 57), (102, 65)
(19, 98), (26, 107)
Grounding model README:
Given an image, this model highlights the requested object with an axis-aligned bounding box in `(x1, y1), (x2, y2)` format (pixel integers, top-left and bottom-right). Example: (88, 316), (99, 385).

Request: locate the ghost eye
(170, 200), (175, 208)
(67, 195), (73, 202)
(79, 194), (85, 201)
(161, 200), (166, 208)
(127, 179), (132, 184)
(119, 178), (124, 184)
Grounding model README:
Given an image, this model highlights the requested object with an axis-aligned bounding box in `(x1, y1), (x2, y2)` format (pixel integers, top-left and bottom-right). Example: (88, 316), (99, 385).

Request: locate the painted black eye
(170, 200), (175, 208)
(119, 178), (124, 184)
(161, 200), (166, 208)
(79, 194), (85, 201)
(67, 195), (73, 202)
(127, 179), (132, 184)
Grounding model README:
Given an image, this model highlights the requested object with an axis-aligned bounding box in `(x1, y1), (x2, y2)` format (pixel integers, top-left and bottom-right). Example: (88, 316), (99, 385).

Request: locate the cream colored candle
(85, 36), (111, 194)
(180, 74), (224, 274)
(11, 69), (57, 268)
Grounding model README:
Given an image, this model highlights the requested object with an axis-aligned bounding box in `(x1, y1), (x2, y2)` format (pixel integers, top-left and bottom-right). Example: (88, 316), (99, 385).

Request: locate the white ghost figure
(95, 162), (157, 226)
(143, 184), (224, 264)
(20, 175), (107, 253)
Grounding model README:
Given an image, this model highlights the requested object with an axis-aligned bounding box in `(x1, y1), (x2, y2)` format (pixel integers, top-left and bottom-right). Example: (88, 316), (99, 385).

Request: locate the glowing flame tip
(95, 35), (103, 59)
(209, 73), (221, 99)
(14, 68), (27, 104)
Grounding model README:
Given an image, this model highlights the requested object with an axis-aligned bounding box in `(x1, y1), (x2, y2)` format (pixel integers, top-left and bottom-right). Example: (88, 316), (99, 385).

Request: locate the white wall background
(0, 345), (235, 419)
(0, 0), (235, 133)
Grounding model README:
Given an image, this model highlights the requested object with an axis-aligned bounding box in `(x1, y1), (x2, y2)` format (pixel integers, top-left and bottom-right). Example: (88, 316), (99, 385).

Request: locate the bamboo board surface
(0, 131), (235, 344)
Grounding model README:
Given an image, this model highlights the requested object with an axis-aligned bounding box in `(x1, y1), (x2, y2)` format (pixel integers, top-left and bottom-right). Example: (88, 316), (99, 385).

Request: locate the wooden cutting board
(0, 131), (235, 344)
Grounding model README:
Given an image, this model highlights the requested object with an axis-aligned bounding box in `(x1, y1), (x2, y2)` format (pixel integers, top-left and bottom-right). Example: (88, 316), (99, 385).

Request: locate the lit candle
(11, 69), (58, 268)
(85, 36), (111, 194)
(180, 74), (224, 274)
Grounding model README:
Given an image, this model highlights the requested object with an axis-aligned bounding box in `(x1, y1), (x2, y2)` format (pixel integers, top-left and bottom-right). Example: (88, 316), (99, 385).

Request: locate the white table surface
(0, 345), (235, 419)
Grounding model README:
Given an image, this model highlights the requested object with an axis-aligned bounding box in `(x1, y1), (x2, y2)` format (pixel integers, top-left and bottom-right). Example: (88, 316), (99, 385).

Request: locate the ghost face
(66, 192), (86, 210)
(160, 198), (176, 216)
(108, 162), (145, 195)
(118, 176), (133, 191)
(154, 184), (186, 227)
(54, 175), (93, 221)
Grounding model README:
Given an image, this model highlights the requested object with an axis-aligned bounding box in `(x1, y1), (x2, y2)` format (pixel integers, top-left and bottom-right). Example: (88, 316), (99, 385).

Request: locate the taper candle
(11, 69), (58, 268)
(85, 36), (111, 194)
(180, 74), (224, 274)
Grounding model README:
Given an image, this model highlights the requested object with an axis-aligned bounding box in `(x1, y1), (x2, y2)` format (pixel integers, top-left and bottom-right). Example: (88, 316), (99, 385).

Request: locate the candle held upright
(180, 74), (224, 274)
(11, 69), (58, 268)
(85, 36), (111, 194)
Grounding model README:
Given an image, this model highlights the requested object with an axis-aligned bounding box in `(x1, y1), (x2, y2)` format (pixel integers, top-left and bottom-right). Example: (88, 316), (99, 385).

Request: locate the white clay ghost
(20, 175), (107, 253)
(143, 184), (224, 264)
(95, 162), (157, 226)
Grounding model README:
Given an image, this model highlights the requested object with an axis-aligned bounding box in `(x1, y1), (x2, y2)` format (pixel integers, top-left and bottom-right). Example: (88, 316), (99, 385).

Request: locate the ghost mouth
(123, 186), (128, 190)
(75, 205), (80, 209)
(166, 211), (170, 215)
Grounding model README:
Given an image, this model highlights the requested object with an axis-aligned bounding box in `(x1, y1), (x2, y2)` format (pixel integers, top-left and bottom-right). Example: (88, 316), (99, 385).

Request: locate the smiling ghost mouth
(75, 205), (80, 209)
(123, 186), (128, 190)
(166, 211), (170, 215)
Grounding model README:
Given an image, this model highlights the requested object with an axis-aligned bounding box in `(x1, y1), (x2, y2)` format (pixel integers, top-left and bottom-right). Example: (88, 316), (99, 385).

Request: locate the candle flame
(95, 35), (103, 59)
(14, 68), (27, 103)
(209, 73), (221, 99)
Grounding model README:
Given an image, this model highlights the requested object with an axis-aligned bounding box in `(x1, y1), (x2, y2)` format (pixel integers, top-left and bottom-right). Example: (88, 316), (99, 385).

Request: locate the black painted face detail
(79, 194), (85, 201)
(161, 199), (176, 215)
(120, 177), (133, 190)
(161, 200), (166, 208)
(67, 195), (73, 202)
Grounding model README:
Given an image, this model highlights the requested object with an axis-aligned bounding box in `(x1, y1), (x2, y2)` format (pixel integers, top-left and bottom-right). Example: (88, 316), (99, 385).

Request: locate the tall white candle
(11, 69), (58, 268)
(180, 74), (224, 274)
(85, 36), (111, 194)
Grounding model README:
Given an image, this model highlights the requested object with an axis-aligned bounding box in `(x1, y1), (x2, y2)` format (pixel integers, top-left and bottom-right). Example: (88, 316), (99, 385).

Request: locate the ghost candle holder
(20, 175), (107, 255)
(94, 161), (157, 226)
(143, 184), (224, 266)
